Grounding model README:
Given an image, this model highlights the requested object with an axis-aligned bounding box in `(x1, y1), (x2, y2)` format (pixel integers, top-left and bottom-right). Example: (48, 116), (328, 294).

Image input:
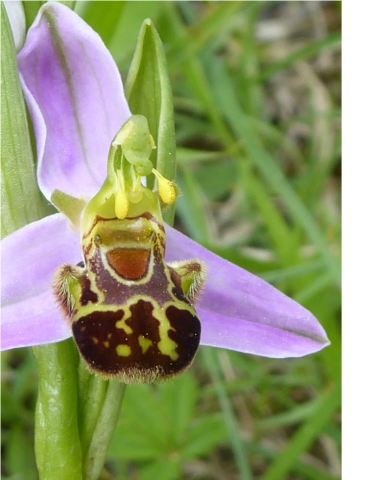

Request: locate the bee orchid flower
(1, 3), (329, 372)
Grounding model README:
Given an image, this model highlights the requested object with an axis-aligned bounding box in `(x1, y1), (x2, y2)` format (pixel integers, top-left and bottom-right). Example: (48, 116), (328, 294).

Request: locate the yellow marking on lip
(116, 344), (132, 357)
(158, 336), (179, 361)
(138, 335), (153, 354)
(92, 337), (99, 344)
(103, 341), (110, 348)
(107, 333), (112, 339)
(156, 313), (179, 361)
(115, 319), (133, 335)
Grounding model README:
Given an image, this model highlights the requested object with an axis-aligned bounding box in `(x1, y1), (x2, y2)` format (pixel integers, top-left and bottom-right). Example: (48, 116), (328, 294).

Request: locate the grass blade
(260, 381), (341, 480)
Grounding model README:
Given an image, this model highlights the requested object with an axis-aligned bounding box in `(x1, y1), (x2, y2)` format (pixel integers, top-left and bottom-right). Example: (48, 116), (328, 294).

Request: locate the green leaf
(108, 429), (163, 461)
(139, 459), (181, 480)
(7, 425), (38, 480)
(22, 1), (44, 30)
(109, 374), (201, 463)
(238, 160), (299, 266)
(181, 415), (228, 459)
(166, 1), (244, 66)
(108, 384), (170, 461)
(125, 19), (176, 226)
(159, 372), (199, 443)
(259, 31), (341, 82)
(246, 440), (338, 480)
(260, 381), (341, 480)
(108, 1), (163, 66)
(58, 1), (76, 10)
(202, 348), (254, 480)
(1, 3), (45, 238)
(77, 1), (127, 47)
(160, 3), (233, 144)
(257, 397), (320, 431)
(209, 58), (341, 286)
(23, 2), (76, 31)
(176, 165), (213, 243)
(194, 159), (237, 202)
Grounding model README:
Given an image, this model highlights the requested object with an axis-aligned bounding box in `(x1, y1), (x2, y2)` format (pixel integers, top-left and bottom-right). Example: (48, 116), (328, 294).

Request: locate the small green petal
(51, 189), (86, 229)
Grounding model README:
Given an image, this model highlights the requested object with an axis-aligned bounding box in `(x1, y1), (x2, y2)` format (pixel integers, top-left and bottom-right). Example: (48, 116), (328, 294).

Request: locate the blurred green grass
(1, 2), (341, 479)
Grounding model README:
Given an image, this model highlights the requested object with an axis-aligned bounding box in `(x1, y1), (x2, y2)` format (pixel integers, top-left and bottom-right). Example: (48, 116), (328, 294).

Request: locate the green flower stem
(77, 362), (108, 463)
(77, 361), (126, 480)
(80, 378), (126, 480)
(33, 339), (83, 480)
(34, 342), (126, 480)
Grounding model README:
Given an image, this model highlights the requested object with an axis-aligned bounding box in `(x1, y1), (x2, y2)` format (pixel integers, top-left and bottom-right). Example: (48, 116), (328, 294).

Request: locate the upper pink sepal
(17, 2), (131, 201)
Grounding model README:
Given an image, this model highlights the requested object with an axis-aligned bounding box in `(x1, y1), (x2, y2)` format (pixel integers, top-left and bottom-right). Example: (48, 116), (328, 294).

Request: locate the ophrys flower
(1, 3), (330, 381)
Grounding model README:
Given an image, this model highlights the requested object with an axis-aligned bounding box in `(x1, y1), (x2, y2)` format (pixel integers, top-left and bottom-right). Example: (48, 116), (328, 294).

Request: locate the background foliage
(1, 2), (341, 479)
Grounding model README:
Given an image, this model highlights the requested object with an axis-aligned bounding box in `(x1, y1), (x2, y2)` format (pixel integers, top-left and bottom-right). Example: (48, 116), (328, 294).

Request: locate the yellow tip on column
(115, 189), (129, 219)
(152, 169), (176, 205)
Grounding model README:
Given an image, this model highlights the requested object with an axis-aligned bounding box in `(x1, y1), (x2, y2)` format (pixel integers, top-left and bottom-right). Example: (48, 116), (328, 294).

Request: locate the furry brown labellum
(53, 198), (206, 384)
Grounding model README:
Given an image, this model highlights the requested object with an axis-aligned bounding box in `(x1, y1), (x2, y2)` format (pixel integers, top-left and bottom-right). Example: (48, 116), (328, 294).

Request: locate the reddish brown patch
(107, 248), (150, 280)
